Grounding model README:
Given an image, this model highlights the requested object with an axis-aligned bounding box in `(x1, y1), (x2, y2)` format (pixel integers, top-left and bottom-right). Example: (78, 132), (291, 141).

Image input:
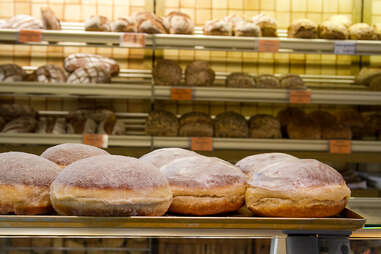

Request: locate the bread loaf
(40, 7), (61, 30)
(214, 111), (248, 138)
(4, 15), (42, 29)
(328, 15), (352, 28)
(64, 53), (119, 76)
(179, 112), (213, 137)
(145, 110), (179, 136)
(111, 17), (136, 32)
(0, 64), (25, 82)
(164, 11), (194, 34)
(246, 159), (351, 217)
(31, 64), (67, 83)
(1, 117), (37, 133)
(234, 21), (261, 37)
(0, 152), (60, 214)
(85, 16), (111, 32)
(337, 110), (364, 140)
(223, 14), (244, 32)
(0, 104), (36, 121)
(36, 117), (66, 134)
(279, 74), (305, 89)
(255, 74), (280, 88)
(361, 113), (381, 139)
(67, 66), (111, 84)
(226, 72), (256, 88)
(249, 114), (282, 138)
(91, 109), (116, 135)
(252, 13), (277, 37)
(153, 59), (182, 86)
(135, 12), (168, 34)
(288, 19), (318, 38)
(287, 116), (321, 139)
(349, 23), (376, 40)
(66, 109), (97, 134)
(140, 147), (199, 169)
(321, 123), (352, 140)
(185, 61), (215, 86)
(319, 20), (349, 40)
(309, 110), (337, 128)
(277, 107), (306, 128)
(203, 20), (232, 36)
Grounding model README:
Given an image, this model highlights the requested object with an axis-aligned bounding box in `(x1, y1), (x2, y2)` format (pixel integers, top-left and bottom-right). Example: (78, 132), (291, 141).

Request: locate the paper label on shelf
(258, 39), (280, 52)
(289, 89), (311, 104)
(191, 137), (213, 151)
(329, 140), (351, 154)
(18, 30), (42, 43)
(83, 134), (109, 148)
(120, 33), (145, 47)
(170, 88), (193, 100)
(334, 41), (356, 55)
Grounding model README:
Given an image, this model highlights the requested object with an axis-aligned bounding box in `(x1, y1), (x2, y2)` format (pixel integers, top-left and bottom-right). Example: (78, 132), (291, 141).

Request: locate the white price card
(120, 33), (145, 47)
(334, 41), (356, 55)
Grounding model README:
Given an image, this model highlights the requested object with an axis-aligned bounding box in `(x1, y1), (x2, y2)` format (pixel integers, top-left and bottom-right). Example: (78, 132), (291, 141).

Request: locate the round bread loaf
(234, 21), (261, 37)
(31, 64), (67, 83)
(41, 143), (109, 168)
(328, 15), (352, 28)
(40, 7), (61, 30)
(349, 23), (376, 40)
(246, 159), (351, 217)
(277, 107), (306, 128)
(111, 17), (136, 32)
(67, 66), (111, 84)
(252, 13), (278, 37)
(214, 111), (248, 138)
(153, 59), (182, 86)
(203, 19), (232, 36)
(279, 74), (305, 89)
(140, 148), (199, 169)
(337, 110), (364, 139)
(223, 14), (244, 31)
(236, 153), (298, 176)
(288, 19), (318, 39)
(145, 110), (179, 136)
(5, 15), (42, 29)
(185, 61), (215, 87)
(0, 64), (25, 82)
(164, 11), (194, 34)
(249, 114), (282, 138)
(255, 74), (280, 88)
(225, 72), (256, 88)
(160, 156), (246, 215)
(319, 20), (349, 40)
(287, 116), (321, 139)
(179, 112), (213, 137)
(309, 110), (337, 128)
(179, 111), (212, 126)
(361, 113), (381, 139)
(85, 16), (111, 32)
(135, 12), (168, 34)
(0, 152), (61, 214)
(321, 124), (352, 140)
(50, 155), (173, 216)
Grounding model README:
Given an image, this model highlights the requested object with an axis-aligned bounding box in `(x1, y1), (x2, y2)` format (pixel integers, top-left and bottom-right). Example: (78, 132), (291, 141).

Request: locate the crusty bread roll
(288, 19), (318, 39)
(50, 155), (172, 216)
(140, 147), (199, 169)
(153, 59), (182, 86)
(4, 15), (42, 29)
(246, 159), (351, 217)
(145, 110), (179, 136)
(234, 21), (261, 37)
(0, 64), (25, 82)
(179, 112), (213, 137)
(40, 7), (61, 30)
(319, 20), (349, 40)
(67, 66), (111, 84)
(85, 16), (111, 32)
(135, 12), (168, 34)
(249, 114), (282, 138)
(185, 61), (215, 87)
(214, 111), (248, 138)
(111, 17), (136, 32)
(164, 11), (194, 34)
(0, 152), (60, 214)
(252, 13), (277, 37)
(236, 153), (298, 176)
(160, 156), (246, 215)
(279, 74), (305, 89)
(41, 143), (109, 168)
(255, 74), (280, 88)
(30, 64), (67, 83)
(349, 23), (376, 40)
(64, 53), (119, 77)
(203, 20), (232, 36)
(226, 72), (256, 88)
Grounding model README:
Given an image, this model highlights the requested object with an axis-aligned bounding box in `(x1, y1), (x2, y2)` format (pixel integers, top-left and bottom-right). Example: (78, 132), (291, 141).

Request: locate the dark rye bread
(214, 111), (248, 138)
(255, 74), (280, 88)
(179, 112), (213, 137)
(145, 110), (179, 136)
(249, 114), (282, 138)
(153, 60), (182, 86)
(309, 110), (337, 128)
(67, 67), (111, 84)
(321, 123), (352, 140)
(29, 64), (67, 83)
(287, 115), (321, 139)
(0, 104), (36, 121)
(185, 61), (215, 86)
(336, 110), (364, 139)
(226, 72), (256, 88)
(0, 64), (25, 82)
(279, 74), (305, 89)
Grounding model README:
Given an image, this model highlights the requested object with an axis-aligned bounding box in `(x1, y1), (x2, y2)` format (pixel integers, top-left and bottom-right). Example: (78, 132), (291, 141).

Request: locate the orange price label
(18, 30), (42, 43)
(329, 140), (351, 154)
(258, 39), (280, 52)
(120, 33), (145, 47)
(83, 134), (108, 148)
(289, 89), (311, 104)
(191, 137), (213, 151)
(170, 88), (193, 100)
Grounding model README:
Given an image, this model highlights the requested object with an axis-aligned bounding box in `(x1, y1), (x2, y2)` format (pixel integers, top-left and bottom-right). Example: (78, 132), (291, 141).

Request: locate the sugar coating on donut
(0, 152), (60, 186)
(140, 148), (199, 169)
(53, 155), (169, 189)
(41, 143), (109, 167)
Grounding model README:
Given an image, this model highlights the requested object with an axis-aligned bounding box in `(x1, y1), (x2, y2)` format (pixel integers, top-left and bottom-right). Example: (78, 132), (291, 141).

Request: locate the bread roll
(40, 7), (61, 30)
(50, 155), (172, 216)
(0, 152), (60, 214)
(1, 116), (37, 133)
(0, 64), (25, 82)
(349, 23), (376, 40)
(179, 112), (213, 137)
(67, 66), (111, 84)
(0, 104), (36, 121)
(255, 74), (280, 88)
(180, 111), (213, 126)
(140, 147), (199, 169)
(214, 111), (248, 138)
(203, 20), (232, 36)
(160, 156), (246, 215)
(288, 19), (318, 39)
(234, 21), (261, 37)
(153, 59), (182, 86)
(135, 12), (168, 34)
(226, 72), (256, 88)
(164, 11), (194, 34)
(4, 15), (42, 29)
(64, 53), (119, 77)
(41, 143), (109, 168)
(85, 16), (111, 32)
(319, 20), (349, 40)
(111, 17), (136, 32)
(30, 64), (67, 83)
(246, 159), (351, 217)
(185, 61), (215, 87)
(236, 153), (298, 176)
(145, 110), (179, 136)
(249, 114), (282, 138)
(279, 74), (305, 89)
(252, 13), (277, 37)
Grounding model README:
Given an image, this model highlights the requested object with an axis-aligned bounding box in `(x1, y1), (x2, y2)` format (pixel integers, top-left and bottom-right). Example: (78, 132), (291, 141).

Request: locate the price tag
(83, 134), (109, 148)
(170, 88), (193, 100)
(334, 41), (356, 55)
(18, 30), (42, 43)
(120, 33), (145, 47)
(191, 137), (213, 151)
(289, 89), (311, 104)
(258, 39), (280, 52)
(329, 140), (351, 154)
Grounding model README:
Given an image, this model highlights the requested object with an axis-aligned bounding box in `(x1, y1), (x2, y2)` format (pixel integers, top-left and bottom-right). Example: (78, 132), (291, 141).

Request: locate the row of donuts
(0, 144), (350, 218)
